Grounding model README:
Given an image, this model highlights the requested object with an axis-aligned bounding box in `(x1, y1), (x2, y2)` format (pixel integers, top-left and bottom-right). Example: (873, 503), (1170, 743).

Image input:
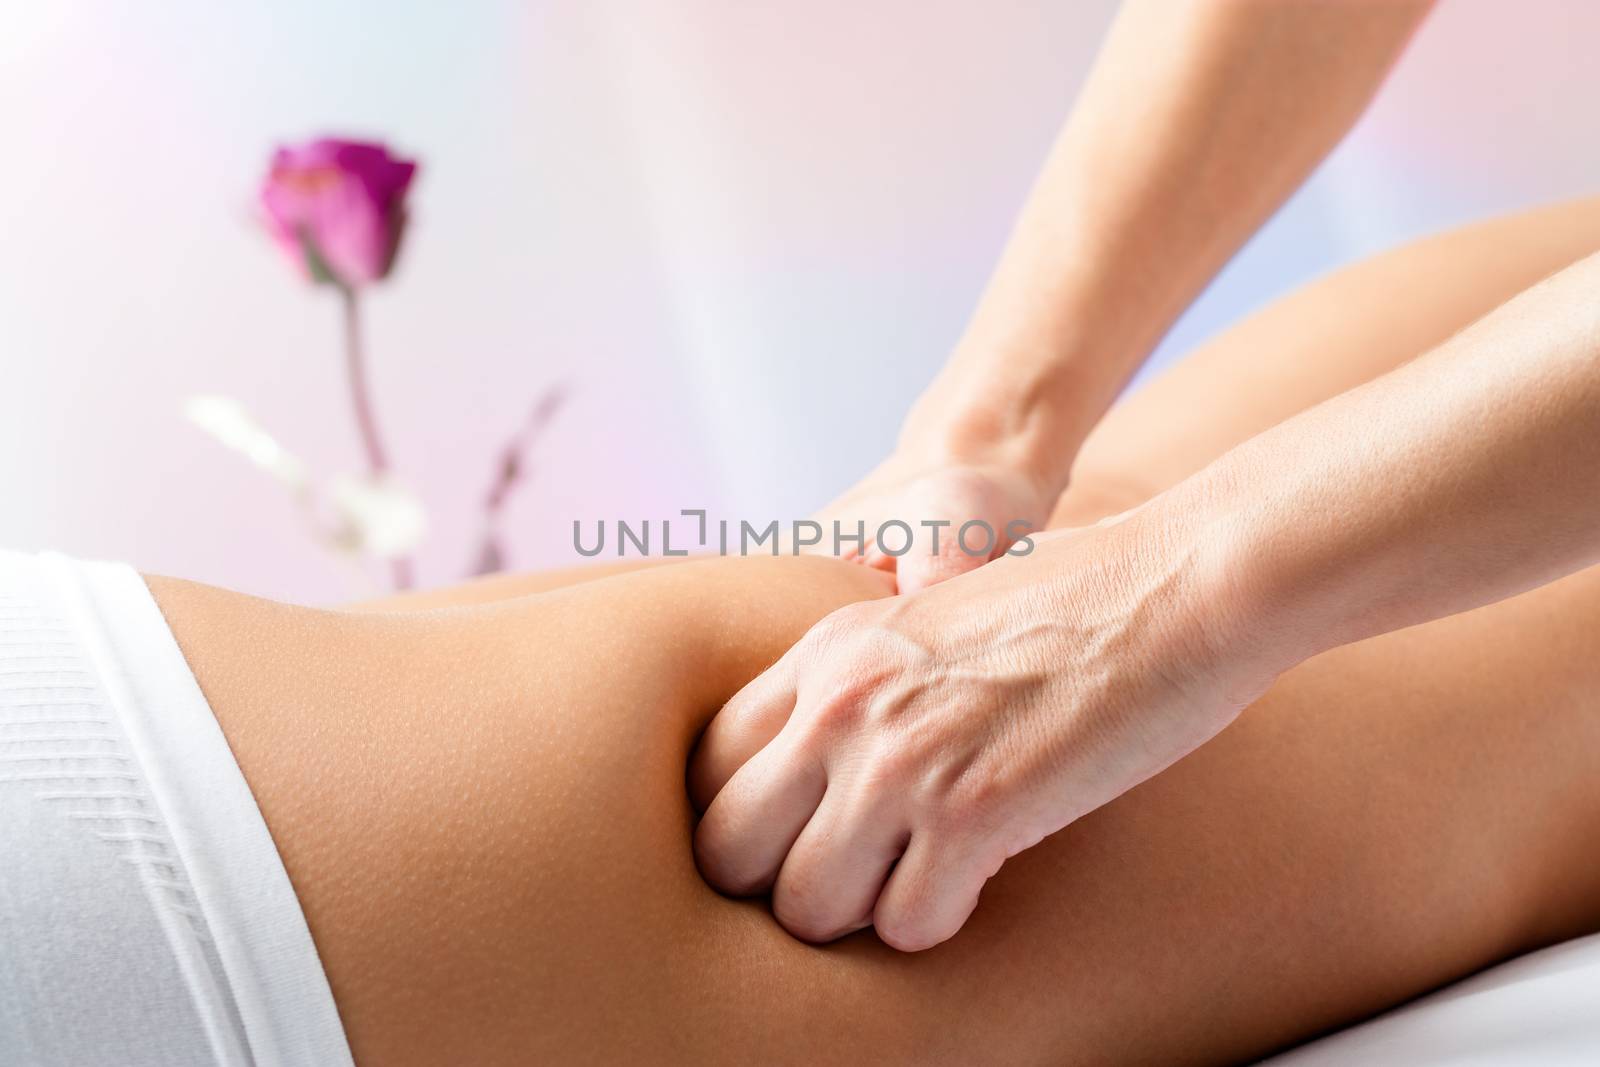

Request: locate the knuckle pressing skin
(695, 802), (767, 895)
(766, 603), (1021, 946)
(693, 819), (736, 882)
(773, 884), (834, 943)
(693, 826), (742, 892)
(876, 900), (941, 953)
(881, 857), (987, 952)
(774, 857), (855, 942)
(705, 849), (767, 897)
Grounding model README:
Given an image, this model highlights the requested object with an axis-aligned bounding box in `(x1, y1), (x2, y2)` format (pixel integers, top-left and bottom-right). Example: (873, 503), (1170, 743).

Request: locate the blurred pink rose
(261, 138), (417, 288)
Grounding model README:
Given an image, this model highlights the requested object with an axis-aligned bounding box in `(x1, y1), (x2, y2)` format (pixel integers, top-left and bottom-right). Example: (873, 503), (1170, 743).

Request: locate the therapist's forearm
(1170, 250), (1600, 682)
(915, 0), (1433, 492)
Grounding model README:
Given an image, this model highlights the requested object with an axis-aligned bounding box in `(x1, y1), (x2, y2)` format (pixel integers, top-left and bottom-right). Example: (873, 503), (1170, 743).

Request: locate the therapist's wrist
(1145, 460), (1324, 698)
(899, 347), (1097, 504)
(913, 301), (1169, 500)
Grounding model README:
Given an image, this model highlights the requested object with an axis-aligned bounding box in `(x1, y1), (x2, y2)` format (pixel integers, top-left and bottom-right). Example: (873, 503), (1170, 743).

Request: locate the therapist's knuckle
(949, 756), (1006, 813)
(804, 664), (886, 739)
(692, 827), (746, 894)
(931, 798), (982, 842)
(940, 762), (1011, 838)
(863, 735), (922, 791)
(927, 790), (1001, 849)
(707, 855), (771, 898)
(808, 603), (867, 649)
(804, 691), (865, 748)
(773, 884), (837, 944)
(876, 907), (945, 954)
(696, 801), (779, 896)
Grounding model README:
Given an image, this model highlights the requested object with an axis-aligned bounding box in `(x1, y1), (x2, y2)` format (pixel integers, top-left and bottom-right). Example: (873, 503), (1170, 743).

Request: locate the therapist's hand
(690, 507), (1266, 951)
(814, 449), (1057, 594)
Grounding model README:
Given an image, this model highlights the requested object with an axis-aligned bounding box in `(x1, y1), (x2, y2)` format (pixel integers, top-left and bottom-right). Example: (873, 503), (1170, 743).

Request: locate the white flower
(330, 475), (427, 558)
(186, 393), (428, 566)
(185, 395), (307, 489)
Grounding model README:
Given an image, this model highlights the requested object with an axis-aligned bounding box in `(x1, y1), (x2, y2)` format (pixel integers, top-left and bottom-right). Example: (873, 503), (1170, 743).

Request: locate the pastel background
(3, 1), (1597, 604)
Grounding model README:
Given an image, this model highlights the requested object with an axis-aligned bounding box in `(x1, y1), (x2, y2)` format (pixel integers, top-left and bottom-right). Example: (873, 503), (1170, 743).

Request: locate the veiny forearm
(1173, 249), (1600, 677)
(923, 0), (1432, 488)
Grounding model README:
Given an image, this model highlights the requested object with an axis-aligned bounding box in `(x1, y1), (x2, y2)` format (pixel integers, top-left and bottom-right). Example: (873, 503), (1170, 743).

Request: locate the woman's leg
(139, 197), (1600, 1064)
(146, 547), (1600, 1065)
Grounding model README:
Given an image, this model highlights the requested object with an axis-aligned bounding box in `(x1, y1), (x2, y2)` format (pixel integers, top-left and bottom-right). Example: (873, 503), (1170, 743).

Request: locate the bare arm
(931, 0), (1434, 482)
(1193, 250), (1600, 672)
(1062, 195), (1600, 509)
(828, 0), (1433, 588)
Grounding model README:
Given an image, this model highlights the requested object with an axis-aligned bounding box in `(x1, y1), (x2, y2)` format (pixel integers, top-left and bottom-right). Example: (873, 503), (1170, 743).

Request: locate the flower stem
(340, 285), (414, 590)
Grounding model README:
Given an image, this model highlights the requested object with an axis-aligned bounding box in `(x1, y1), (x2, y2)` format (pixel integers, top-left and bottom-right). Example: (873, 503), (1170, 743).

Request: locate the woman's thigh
(148, 550), (1600, 1065)
(146, 198), (1600, 1063)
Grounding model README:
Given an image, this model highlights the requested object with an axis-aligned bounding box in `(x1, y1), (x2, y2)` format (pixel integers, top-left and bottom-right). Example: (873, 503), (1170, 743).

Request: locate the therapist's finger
(872, 832), (1004, 952)
(894, 533), (987, 596)
(771, 786), (907, 943)
(860, 542), (900, 573)
(694, 734), (825, 897)
(688, 654), (799, 812)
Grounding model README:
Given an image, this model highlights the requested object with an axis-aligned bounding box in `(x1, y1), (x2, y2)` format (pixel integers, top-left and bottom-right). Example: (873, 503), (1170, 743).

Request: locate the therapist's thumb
(870, 528), (988, 595)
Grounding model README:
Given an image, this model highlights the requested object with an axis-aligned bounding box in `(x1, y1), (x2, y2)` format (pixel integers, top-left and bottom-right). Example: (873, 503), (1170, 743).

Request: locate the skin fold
(147, 199), (1600, 1064)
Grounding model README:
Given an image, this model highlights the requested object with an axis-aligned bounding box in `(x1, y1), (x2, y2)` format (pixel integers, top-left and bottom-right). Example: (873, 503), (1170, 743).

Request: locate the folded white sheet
(1267, 932), (1600, 1065)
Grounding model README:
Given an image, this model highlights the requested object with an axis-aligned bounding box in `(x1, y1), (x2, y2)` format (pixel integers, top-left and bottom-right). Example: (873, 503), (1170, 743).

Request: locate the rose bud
(261, 138), (417, 288)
